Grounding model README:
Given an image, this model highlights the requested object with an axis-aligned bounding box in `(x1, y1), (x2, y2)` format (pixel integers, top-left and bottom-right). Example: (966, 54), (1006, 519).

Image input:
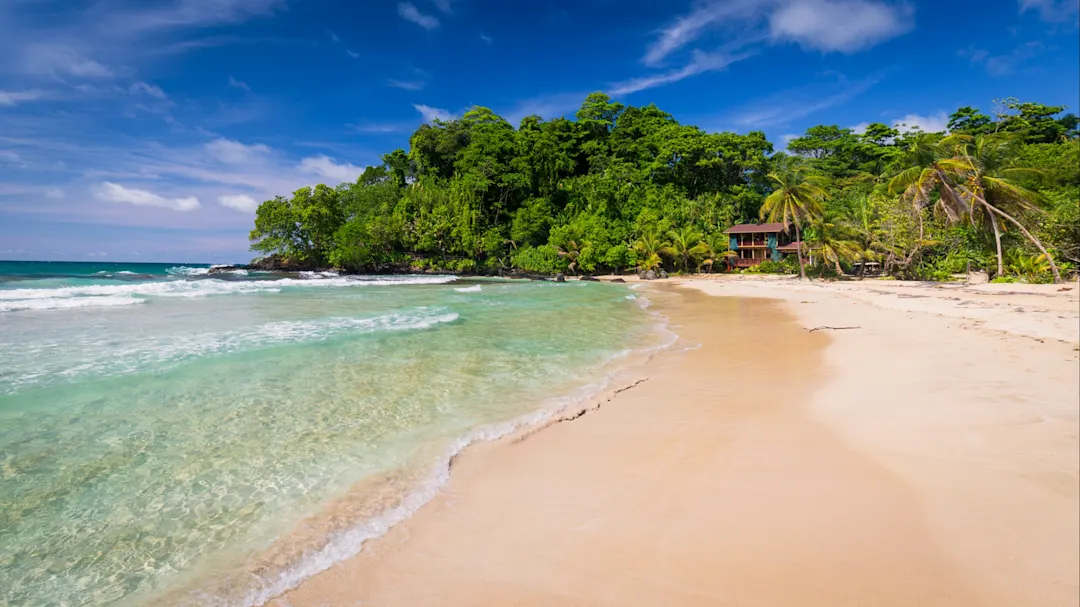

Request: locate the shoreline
(270, 278), (1078, 606)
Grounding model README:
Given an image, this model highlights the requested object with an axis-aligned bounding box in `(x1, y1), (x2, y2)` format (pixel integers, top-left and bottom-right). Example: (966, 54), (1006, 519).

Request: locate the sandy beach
(274, 276), (1079, 607)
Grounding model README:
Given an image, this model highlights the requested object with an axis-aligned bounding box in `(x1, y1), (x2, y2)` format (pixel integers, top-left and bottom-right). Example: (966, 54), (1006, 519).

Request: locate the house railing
(732, 258), (767, 268)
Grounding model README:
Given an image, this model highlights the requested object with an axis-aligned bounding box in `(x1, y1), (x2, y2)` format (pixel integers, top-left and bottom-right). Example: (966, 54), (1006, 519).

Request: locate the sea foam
(0, 275), (457, 312)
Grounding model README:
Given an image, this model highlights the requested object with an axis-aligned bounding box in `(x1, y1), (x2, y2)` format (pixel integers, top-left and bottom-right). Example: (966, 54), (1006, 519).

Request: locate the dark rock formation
(643, 270), (658, 280)
(579, 275), (599, 282)
(555, 273), (566, 282)
(610, 278), (626, 283)
(659, 270), (669, 279)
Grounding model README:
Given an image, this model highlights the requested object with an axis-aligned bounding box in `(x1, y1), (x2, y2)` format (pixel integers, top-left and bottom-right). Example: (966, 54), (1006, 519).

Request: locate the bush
(745, 258), (797, 274)
(511, 245), (563, 274)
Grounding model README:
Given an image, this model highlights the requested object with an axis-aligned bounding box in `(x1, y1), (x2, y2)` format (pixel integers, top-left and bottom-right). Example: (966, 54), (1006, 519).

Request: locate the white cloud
(432, 0), (454, 13)
(768, 0), (914, 53)
(96, 182), (201, 211)
(851, 122), (870, 134)
(217, 194), (260, 212)
(0, 151), (26, 166)
(228, 75), (251, 92)
(204, 138), (271, 164)
(891, 111), (948, 133)
(1019, 0), (1079, 22)
(346, 49), (360, 58)
(610, 48), (756, 95)
(780, 133), (799, 148)
(44, 187), (65, 199)
(130, 82), (167, 99)
(398, 2), (440, 30)
(480, 33), (493, 44)
(298, 155), (365, 183)
(387, 78), (425, 91)
(643, 0), (912, 66)
(413, 103), (455, 122)
(0, 90), (46, 106)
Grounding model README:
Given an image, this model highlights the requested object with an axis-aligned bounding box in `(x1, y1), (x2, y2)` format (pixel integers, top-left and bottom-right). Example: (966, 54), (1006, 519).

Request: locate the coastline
(271, 277), (1079, 606)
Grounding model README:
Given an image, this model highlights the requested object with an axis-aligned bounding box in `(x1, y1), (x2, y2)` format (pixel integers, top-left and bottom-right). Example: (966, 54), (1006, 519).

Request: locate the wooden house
(723, 223), (806, 268)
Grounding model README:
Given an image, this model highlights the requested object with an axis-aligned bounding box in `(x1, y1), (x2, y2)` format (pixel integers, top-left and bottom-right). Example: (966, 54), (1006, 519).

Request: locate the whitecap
(454, 285), (482, 293)
(0, 296), (145, 312)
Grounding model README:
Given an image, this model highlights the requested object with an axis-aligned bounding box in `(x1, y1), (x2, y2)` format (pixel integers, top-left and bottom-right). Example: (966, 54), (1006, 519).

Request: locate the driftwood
(807, 326), (861, 333)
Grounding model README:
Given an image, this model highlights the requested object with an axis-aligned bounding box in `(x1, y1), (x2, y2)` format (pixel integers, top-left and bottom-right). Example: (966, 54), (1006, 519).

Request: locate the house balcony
(732, 258), (767, 268)
(735, 240), (768, 247)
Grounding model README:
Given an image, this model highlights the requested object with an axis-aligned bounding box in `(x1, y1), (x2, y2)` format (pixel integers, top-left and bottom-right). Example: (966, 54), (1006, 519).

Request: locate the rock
(580, 275), (599, 282)
(659, 270), (669, 279)
(555, 273), (566, 282)
(967, 270), (989, 285)
(207, 265), (240, 275)
(610, 278), (626, 283)
(644, 270), (658, 280)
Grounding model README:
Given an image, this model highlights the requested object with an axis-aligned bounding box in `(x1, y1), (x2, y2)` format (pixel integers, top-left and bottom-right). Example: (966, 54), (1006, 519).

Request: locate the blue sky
(1, 0), (1077, 263)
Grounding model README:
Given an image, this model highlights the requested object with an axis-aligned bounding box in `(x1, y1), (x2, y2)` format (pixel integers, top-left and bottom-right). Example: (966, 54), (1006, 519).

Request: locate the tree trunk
(989, 211), (1004, 277)
(980, 200), (1062, 283)
(795, 222), (808, 281)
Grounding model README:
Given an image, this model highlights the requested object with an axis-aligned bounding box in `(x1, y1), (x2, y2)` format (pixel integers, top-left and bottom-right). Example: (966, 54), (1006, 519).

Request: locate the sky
(1, 0), (1077, 263)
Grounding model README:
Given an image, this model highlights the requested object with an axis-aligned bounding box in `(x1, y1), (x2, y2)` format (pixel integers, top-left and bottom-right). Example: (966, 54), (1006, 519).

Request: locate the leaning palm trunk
(973, 196), (1062, 283)
(989, 212), (1004, 277)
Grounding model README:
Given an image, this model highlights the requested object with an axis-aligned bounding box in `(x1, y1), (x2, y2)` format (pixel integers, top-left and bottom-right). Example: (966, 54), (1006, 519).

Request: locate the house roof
(775, 241), (806, 252)
(723, 222), (786, 234)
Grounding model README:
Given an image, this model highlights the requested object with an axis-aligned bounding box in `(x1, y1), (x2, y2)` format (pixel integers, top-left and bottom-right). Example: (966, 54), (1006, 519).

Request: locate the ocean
(0, 261), (663, 606)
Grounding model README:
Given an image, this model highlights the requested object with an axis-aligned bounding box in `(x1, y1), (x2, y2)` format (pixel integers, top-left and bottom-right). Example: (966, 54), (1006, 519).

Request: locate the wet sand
(273, 281), (1079, 607)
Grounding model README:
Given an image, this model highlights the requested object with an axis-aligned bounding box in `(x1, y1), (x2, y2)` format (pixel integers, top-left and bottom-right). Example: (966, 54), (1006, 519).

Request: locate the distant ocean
(0, 260), (664, 606)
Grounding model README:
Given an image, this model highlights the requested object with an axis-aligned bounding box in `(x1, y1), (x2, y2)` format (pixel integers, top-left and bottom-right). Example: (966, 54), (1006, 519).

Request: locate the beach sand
(273, 277), (1079, 607)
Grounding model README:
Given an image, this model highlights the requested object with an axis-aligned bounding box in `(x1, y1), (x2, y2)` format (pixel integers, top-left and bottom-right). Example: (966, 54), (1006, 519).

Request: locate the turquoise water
(0, 262), (657, 606)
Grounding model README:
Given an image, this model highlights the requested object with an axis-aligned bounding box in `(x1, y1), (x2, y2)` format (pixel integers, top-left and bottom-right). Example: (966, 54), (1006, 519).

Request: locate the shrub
(511, 245), (563, 274)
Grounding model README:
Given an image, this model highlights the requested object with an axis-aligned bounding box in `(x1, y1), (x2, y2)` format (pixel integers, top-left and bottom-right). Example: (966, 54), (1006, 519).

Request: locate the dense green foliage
(250, 94), (1079, 282)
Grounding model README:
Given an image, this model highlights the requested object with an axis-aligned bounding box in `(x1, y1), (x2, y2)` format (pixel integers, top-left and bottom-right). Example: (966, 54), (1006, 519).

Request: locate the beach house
(724, 223), (806, 268)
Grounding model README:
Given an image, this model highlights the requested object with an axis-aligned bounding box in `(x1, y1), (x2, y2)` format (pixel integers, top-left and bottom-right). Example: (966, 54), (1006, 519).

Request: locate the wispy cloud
(346, 49), (360, 58)
(0, 89), (48, 106)
(130, 82), (166, 99)
(432, 0), (455, 13)
(398, 2), (440, 30)
(414, 103), (455, 122)
(644, 0), (913, 66)
(228, 75), (251, 92)
(962, 41), (1045, 75)
(96, 182), (201, 212)
(204, 138), (272, 164)
(480, 33), (493, 44)
(610, 48), (756, 95)
(349, 122), (407, 134)
(387, 78), (426, 91)
(1019, 0), (1080, 22)
(726, 74), (881, 127)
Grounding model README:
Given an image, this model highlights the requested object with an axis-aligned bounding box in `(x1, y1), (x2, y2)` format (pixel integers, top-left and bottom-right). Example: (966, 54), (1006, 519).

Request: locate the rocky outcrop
(555, 273), (566, 282)
(609, 278), (626, 283)
(579, 275), (599, 282)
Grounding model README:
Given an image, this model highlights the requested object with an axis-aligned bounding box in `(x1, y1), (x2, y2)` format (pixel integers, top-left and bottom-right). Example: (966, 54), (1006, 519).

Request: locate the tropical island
(248, 93), (1078, 283)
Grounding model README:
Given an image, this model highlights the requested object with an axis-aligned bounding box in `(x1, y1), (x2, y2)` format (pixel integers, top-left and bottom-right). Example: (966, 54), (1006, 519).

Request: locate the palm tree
(556, 240), (587, 275)
(662, 226), (707, 273)
(841, 194), (896, 278)
(699, 232), (736, 273)
(633, 229), (669, 272)
(811, 208), (860, 276)
(890, 133), (1062, 283)
(761, 159), (829, 280)
(948, 134), (1060, 282)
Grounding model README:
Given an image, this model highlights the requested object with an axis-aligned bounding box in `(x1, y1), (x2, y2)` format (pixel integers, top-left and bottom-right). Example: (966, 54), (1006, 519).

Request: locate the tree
(662, 226), (706, 272)
(633, 228), (669, 272)
(760, 159), (830, 280)
(945, 134), (1062, 282)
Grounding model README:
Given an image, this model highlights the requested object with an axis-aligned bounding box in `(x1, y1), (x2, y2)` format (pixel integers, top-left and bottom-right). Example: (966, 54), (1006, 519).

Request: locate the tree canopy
(250, 94), (1078, 283)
